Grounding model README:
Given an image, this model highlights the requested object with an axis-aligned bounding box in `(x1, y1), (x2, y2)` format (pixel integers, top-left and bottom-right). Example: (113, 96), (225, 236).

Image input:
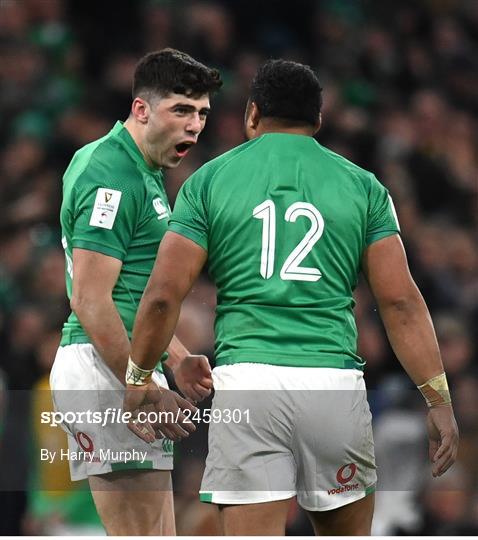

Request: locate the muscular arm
(362, 234), (458, 476)
(70, 248), (130, 383)
(131, 232), (208, 371)
(362, 235), (443, 384)
(123, 233), (207, 442)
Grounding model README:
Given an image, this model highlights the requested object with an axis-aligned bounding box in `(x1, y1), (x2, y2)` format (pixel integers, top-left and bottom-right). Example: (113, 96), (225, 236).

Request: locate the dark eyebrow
(171, 103), (210, 114)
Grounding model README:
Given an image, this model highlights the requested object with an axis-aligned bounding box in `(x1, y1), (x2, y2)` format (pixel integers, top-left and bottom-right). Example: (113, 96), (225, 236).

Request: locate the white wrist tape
(418, 373), (451, 407)
(125, 356), (154, 386)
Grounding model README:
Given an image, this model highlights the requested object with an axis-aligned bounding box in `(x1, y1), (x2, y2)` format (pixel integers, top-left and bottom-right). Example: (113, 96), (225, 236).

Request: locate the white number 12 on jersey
(253, 200), (325, 282)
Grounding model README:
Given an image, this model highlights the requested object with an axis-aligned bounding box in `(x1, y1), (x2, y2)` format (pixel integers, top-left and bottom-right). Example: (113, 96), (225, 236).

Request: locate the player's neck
(123, 117), (156, 168)
(255, 119), (317, 137)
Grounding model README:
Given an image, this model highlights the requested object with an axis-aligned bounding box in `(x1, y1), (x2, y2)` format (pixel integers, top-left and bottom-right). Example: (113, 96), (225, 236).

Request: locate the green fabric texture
(170, 133), (400, 369)
(60, 122), (171, 367)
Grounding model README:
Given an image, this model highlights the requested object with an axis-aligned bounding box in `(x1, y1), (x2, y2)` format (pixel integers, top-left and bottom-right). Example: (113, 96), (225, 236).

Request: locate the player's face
(145, 92), (210, 169)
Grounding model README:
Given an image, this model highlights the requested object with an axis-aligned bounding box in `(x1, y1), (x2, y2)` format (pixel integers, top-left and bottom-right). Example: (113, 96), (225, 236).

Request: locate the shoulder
(318, 143), (375, 183)
(186, 139), (262, 188)
(316, 143), (387, 201)
(64, 136), (139, 192)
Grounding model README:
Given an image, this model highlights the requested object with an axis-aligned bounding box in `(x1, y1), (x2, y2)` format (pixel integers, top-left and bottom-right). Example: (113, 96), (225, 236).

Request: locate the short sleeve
(168, 171), (209, 251)
(365, 174), (401, 246)
(71, 171), (140, 261)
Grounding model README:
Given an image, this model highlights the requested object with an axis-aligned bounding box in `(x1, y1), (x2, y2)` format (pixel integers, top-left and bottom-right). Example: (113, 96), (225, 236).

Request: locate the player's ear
(249, 101), (261, 130)
(131, 97), (149, 124)
(313, 113), (322, 135)
(244, 100), (260, 140)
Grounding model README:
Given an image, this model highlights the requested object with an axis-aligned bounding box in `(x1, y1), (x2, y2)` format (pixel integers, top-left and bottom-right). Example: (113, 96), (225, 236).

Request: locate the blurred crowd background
(0, 0), (476, 535)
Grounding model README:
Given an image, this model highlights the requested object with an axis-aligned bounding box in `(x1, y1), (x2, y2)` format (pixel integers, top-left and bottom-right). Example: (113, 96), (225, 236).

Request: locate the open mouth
(175, 141), (194, 157)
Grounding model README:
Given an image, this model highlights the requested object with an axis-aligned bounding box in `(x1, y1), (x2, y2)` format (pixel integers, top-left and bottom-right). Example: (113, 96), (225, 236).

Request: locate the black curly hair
(250, 59), (322, 126)
(133, 48), (222, 100)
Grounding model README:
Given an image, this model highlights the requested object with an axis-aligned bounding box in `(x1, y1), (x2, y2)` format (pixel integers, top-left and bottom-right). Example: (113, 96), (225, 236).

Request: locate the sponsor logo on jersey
(89, 188), (122, 229)
(161, 438), (174, 454)
(327, 463), (360, 495)
(99, 211), (110, 224)
(327, 483), (360, 495)
(76, 431), (94, 453)
(153, 198), (170, 220)
(337, 463), (357, 484)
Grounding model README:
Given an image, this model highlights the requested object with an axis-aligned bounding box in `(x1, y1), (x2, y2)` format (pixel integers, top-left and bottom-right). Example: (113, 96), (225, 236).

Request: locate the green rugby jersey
(170, 133), (400, 370)
(60, 121), (171, 349)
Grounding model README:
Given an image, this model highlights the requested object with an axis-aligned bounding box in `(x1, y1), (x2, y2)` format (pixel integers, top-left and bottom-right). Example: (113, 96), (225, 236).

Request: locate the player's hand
(172, 354), (213, 402)
(123, 382), (197, 443)
(426, 404), (459, 477)
(123, 383), (156, 443)
(149, 386), (198, 441)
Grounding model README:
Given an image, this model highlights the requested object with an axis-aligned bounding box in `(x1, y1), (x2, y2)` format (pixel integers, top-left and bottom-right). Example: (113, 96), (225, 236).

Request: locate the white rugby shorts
(50, 343), (173, 481)
(200, 363), (376, 511)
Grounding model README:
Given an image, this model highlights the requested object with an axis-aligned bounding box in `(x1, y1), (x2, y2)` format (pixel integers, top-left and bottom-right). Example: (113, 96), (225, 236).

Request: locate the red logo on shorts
(76, 431), (94, 452)
(336, 463), (357, 485)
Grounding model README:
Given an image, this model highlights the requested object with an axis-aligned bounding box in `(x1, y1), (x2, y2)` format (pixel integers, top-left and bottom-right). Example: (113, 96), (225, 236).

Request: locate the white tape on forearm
(125, 356), (154, 386)
(418, 373), (451, 407)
